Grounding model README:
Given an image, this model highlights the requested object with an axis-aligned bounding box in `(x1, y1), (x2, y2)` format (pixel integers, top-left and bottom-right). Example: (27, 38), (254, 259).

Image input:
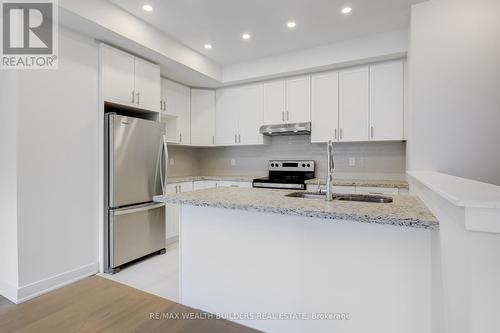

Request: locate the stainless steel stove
(252, 160), (315, 190)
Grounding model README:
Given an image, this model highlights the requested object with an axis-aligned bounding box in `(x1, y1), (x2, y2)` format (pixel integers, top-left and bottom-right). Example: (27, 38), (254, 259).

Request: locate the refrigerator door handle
(113, 202), (165, 216)
(160, 134), (168, 195)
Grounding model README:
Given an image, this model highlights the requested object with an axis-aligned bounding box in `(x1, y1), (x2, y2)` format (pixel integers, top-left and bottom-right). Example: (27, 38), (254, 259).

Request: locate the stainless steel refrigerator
(104, 114), (168, 274)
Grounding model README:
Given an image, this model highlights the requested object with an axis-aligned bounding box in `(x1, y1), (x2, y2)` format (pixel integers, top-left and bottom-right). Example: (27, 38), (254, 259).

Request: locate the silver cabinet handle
(160, 100), (163, 110)
(282, 111), (284, 122)
(238, 134), (241, 143)
(179, 133), (182, 143)
(212, 135), (215, 145)
(164, 101), (166, 111)
(131, 90), (135, 104)
(287, 111), (289, 121)
(136, 92), (140, 104)
(370, 126), (374, 139)
(335, 128), (337, 140)
(340, 128), (343, 140)
(235, 134), (237, 143)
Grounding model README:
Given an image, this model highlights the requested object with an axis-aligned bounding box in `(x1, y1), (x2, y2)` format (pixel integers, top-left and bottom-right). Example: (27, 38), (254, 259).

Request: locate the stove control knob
(302, 163), (306, 167)
(271, 163), (275, 167)
(307, 163), (311, 167)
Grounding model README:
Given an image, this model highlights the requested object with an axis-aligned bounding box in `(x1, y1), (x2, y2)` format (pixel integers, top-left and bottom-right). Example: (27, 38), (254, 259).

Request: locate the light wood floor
(0, 276), (261, 333)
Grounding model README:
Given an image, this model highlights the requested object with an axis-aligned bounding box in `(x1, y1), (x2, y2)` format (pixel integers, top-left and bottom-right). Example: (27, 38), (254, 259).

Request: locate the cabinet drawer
(355, 186), (399, 195)
(306, 185), (356, 194)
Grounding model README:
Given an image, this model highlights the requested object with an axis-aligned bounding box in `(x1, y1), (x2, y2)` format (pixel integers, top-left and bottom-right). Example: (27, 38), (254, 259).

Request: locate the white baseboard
(14, 262), (98, 304)
(166, 235), (179, 247)
(0, 280), (18, 304)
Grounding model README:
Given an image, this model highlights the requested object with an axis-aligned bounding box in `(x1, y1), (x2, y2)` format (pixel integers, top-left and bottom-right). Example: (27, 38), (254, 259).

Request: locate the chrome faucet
(326, 140), (335, 201)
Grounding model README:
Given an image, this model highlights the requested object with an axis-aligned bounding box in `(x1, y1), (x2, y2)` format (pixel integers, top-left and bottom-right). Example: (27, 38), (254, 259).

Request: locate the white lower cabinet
(306, 184), (405, 195)
(165, 182), (193, 240)
(306, 185), (356, 194)
(215, 181), (252, 188)
(355, 186), (399, 195)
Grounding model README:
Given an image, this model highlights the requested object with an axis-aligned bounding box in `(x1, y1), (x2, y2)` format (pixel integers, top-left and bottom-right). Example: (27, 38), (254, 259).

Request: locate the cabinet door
(263, 80), (286, 125)
(311, 71), (339, 143)
(191, 89), (215, 146)
(101, 45), (135, 107)
(286, 76), (311, 123)
(339, 67), (369, 142)
(134, 57), (160, 112)
(215, 88), (239, 145)
(238, 84), (265, 145)
(369, 60), (404, 141)
(164, 79), (191, 144)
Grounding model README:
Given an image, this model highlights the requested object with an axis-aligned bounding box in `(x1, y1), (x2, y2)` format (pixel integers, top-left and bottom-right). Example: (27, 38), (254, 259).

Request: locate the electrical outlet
(169, 158), (175, 166)
(348, 157), (356, 167)
(230, 158), (236, 166)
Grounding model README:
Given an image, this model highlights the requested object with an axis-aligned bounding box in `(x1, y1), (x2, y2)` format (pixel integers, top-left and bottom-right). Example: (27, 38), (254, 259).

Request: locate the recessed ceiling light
(204, 44), (212, 49)
(287, 21), (297, 29)
(341, 7), (352, 14)
(142, 4), (153, 12)
(242, 33), (251, 40)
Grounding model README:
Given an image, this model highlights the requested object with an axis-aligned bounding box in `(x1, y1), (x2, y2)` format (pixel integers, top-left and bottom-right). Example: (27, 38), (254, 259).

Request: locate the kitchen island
(154, 187), (438, 333)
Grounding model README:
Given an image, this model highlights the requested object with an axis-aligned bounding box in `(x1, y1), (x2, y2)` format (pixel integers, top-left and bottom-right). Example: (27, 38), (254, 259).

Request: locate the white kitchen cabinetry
(165, 181), (193, 240)
(191, 89), (215, 146)
(339, 67), (369, 142)
(286, 76), (311, 123)
(161, 79), (191, 145)
(355, 186), (399, 195)
(215, 84), (269, 146)
(369, 60), (404, 141)
(311, 71), (339, 143)
(101, 44), (160, 112)
(263, 76), (310, 125)
(216, 181), (252, 188)
(263, 80), (286, 124)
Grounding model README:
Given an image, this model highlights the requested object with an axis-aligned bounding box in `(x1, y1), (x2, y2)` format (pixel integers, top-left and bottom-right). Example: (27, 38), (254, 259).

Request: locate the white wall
(2, 27), (100, 302)
(222, 30), (408, 85)
(0, 71), (20, 301)
(407, 0), (500, 185)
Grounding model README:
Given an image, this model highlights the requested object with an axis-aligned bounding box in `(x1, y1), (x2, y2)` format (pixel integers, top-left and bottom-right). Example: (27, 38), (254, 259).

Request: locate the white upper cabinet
(369, 60), (404, 141)
(101, 44), (160, 112)
(215, 87), (239, 146)
(216, 84), (268, 146)
(162, 78), (191, 145)
(101, 46), (135, 107)
(311, 71), (339, 143)
(238, 84), (265, 145)
(263, 76), (311, 125)
(263, 80), (286, 125)
(286, 76), (311, 123)
(339, 67), (369, 142)
(191, 89), (215, 146)
(134, 57), (161, 112)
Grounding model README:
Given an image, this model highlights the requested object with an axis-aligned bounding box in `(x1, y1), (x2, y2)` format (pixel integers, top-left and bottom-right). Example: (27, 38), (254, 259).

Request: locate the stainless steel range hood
(259, 122), (311, 136)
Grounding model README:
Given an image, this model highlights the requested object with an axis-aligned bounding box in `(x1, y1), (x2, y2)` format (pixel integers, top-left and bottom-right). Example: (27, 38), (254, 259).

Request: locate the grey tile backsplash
(168, 136), (406, 180)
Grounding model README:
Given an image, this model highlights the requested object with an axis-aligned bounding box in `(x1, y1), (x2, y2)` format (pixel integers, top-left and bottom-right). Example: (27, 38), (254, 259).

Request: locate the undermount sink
(285, 192), (393, 203)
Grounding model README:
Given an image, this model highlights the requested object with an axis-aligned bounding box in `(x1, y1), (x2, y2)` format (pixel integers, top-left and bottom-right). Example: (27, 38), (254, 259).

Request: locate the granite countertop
(168, 175), (409, 189)
(154, 187), (438, 230)
(305, 178), (409, 189)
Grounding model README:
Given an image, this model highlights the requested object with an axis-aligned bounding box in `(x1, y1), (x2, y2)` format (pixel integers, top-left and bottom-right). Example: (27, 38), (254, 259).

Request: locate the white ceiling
(110, 0), (425, 65)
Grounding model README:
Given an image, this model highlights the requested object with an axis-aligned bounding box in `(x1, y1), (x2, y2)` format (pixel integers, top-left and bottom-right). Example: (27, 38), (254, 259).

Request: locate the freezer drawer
(110, 202), (165, 268)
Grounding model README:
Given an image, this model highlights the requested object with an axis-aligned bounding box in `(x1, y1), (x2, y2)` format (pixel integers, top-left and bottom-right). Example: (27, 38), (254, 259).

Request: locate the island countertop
(154, 187), (438, 230)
